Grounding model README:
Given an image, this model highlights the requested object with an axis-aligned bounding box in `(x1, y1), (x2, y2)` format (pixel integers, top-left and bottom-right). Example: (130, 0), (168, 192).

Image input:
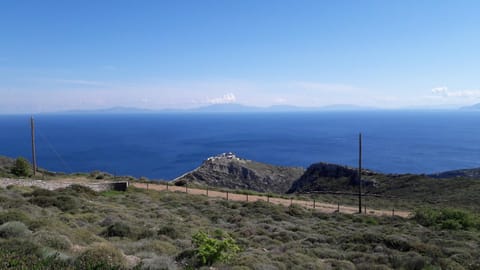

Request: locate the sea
(1, 111), (480, 180)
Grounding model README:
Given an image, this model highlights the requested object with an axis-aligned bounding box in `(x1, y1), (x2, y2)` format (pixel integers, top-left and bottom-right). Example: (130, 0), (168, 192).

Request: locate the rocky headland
(172, 152), (305, 193)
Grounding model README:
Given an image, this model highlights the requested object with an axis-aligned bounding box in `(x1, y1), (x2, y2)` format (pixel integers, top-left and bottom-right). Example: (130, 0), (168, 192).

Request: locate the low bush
(192, 230), (240, 266)
(74, 243), (126, 269)
(174, 180), (187, 186)
(28, 188), (56, 197)
(10, 157), (31, 177)
(140, 254), (178, 270)
(0, 210), (30, 225)
(0, 239), (71, 269)
(33, 230), (73, 250)
(60, 184), (98, 197)
(28, 194), (80, 212)
(415, 207), (480, 231)
(55, 195), (80, 212)
(103, 222), (132, 238)
(157, 225), (180, 239)
(0, 221), (31, 238)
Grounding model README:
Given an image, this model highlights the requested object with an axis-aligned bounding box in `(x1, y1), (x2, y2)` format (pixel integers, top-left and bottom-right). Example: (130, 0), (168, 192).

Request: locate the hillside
(287, 162), (480, 211)
(429, 167), (480, 179)
(0, 184), (479, 269)
(287, 162), (379, 194)
(173, 153), (305, 194)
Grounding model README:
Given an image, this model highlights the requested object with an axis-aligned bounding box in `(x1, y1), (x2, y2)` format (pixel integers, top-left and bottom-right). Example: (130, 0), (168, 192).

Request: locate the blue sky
(1, 0), (479, 113)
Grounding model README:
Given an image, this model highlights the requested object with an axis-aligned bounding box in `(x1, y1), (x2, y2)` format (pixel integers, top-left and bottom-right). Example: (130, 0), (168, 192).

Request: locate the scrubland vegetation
(0, 184), (479, 269)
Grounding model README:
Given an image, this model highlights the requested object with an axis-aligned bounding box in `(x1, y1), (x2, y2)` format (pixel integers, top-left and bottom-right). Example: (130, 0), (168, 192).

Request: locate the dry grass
(0, 185), (478, 269)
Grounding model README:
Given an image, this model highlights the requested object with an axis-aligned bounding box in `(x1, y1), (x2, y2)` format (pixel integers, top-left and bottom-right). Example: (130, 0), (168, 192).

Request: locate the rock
(374, 245), (384, 253)
(172, 153), (304, 194)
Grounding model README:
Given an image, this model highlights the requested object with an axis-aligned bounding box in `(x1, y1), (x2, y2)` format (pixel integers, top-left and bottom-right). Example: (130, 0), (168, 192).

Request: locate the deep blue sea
(1, 111), (480, 180)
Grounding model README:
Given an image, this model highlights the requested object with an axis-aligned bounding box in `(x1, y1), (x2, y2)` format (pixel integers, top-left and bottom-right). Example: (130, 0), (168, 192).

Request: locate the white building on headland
(207, 152), (242, 161)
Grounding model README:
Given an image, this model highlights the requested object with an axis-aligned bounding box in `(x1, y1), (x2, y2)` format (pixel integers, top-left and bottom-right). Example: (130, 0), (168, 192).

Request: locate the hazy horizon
(1, 1), (480, 113)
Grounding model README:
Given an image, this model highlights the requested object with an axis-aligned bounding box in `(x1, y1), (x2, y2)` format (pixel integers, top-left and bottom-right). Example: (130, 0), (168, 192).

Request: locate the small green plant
(11, 157), (31, 177)
(192, 230), (240, 266)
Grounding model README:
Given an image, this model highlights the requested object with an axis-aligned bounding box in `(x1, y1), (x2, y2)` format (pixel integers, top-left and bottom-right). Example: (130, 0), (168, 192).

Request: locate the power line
(36, 130), (73, 173)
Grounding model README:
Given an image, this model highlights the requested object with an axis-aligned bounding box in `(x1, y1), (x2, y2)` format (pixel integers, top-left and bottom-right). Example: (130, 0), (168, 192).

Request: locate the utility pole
(31, 116), (37, 176)
(358, 133), (362, 213)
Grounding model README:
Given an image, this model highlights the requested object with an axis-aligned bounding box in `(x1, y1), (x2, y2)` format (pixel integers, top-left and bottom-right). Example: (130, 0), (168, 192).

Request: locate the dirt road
(131, 182), (411, 218)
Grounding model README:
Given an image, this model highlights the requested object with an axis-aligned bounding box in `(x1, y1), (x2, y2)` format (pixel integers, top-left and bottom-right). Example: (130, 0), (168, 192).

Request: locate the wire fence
(131, 182), (411, 218)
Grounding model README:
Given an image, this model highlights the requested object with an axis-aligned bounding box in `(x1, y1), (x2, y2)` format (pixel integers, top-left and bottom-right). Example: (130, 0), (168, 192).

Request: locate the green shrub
(28, 194), (80, 212)
(158, 225), (180, 239)
(33, 230), (73, 250)
(0, 221), (31, 238)
(74, 243), (126, 269)
(0, 239), (70, 269)
(0, 210), (30, 225)
(61, 184), (98, 197)
(29, 195), (57, 208)
(26, 188), (56, 199)
(10, 157), (31, 177)
(415, 207), (479, 230)
(383, 234), (413, 252)
(103, 222), (132, 238)
(55, 195), (80, 212)
(192, 230), (240, 266)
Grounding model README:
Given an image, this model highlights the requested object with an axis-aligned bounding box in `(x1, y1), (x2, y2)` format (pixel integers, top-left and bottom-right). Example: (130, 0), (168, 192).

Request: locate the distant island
(460, 103), (480, 110)
(45, 103), (380, 115)
(36, 102), (480, 115)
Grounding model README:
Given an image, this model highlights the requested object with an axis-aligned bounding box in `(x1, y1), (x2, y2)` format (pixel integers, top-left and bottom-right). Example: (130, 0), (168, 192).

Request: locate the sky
(1, 0), (480, 113)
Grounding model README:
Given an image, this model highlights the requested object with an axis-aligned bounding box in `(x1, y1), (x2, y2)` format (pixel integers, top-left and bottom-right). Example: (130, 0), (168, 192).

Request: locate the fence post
(246, 194), (248, 202)
(364, 205), (366, 214)
(337, 202), (340, 212)
(313, 199), (316, 209)
(290, 198), (293, 206)
(166, 182), (169, 190)
(267, 195), (270, 203)
(146, 183), (149, 190)
(392, 208), (395, 217)
(185, 184), (188, 193)
(226, 191), (229, 201)
(206, 187), (209, 196)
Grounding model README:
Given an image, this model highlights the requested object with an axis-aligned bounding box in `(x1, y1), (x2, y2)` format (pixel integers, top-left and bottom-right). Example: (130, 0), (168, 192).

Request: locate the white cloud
(431, 86), (448, 96)
(207, 93), (236, 104)
(431, 86), (480, 98)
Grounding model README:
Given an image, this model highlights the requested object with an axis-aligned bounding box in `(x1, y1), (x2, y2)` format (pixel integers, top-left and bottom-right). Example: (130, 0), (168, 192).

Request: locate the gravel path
(131, 182), (411, 218)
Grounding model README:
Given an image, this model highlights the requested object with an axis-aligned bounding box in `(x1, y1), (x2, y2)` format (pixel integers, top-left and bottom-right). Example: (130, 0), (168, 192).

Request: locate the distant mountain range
(41, 102), (480, 115)
(46, 103), (378, 114)
(460, 103), (480, 110)
(49, 106), (155, 114)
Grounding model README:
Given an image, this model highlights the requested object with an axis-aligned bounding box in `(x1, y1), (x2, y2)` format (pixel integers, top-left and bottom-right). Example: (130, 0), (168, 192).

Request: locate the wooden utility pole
(31, 116), (37, 176)
(358, 133), (362, 213)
